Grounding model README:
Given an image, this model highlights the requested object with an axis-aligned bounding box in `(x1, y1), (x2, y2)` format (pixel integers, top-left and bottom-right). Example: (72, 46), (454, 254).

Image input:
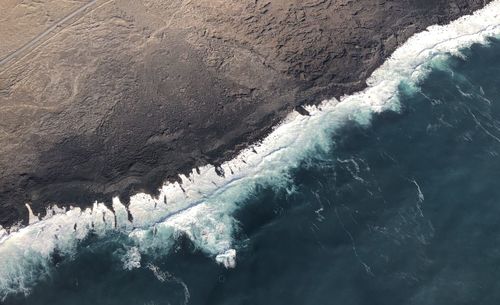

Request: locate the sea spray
(0, 1), (499, 300)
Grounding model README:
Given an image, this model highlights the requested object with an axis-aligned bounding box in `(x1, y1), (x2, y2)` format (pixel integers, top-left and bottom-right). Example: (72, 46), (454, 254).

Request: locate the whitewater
(1, 1), (500, 299)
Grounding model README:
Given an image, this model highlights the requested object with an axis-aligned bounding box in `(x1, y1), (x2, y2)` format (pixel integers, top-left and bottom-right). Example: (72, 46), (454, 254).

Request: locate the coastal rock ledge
(0, 0), (491, 228)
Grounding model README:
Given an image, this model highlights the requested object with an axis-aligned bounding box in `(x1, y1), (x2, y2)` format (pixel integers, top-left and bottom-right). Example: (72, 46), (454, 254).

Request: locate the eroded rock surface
(0, 0), (490, 227)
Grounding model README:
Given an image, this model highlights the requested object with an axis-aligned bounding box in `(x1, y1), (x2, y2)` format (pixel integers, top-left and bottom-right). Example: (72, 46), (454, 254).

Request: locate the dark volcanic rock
(0, 0), (491, 228)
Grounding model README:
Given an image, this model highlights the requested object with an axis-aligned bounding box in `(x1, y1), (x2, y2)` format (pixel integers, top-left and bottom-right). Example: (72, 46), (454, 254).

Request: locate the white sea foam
(1, 1), (499, 300)
(147, 263), (190, 305)
(122, 246), (142, 270)
(216, 249), (237, 268)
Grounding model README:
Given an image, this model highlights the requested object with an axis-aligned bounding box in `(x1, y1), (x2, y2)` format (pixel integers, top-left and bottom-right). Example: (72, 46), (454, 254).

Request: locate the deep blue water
(6, 38), (500, 305)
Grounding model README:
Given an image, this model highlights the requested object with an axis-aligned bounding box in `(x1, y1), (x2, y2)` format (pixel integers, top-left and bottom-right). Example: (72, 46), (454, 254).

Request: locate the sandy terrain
(0, 0), (90, 60)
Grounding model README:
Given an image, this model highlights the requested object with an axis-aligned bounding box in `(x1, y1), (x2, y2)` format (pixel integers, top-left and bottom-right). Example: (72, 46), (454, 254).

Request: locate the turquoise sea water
(5, 38), (500, 305)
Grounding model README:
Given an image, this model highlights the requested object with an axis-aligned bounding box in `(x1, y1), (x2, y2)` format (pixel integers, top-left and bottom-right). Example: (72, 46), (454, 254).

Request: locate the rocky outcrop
(0, 0), (490, 227)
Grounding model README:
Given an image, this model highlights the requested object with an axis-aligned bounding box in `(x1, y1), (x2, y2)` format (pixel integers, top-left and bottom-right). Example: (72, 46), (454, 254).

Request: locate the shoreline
(1, 0), (500, 297)
(0, 0), (492, 229)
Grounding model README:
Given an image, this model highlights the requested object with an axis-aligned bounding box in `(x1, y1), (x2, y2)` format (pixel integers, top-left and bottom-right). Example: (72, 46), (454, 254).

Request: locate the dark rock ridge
(0, 0), (491, 228)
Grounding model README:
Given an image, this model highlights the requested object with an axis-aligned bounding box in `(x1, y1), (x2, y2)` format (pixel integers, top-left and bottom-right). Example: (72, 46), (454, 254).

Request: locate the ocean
(2, 3), (500, 305)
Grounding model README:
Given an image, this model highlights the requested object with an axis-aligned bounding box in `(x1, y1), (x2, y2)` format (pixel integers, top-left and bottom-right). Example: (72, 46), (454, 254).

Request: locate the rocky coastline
(0, 0), (491, 228)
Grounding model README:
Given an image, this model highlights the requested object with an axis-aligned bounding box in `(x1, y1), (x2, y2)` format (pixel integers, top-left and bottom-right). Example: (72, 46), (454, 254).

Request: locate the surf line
(1, 0), (499, 251)
(0, 0), (500, 300)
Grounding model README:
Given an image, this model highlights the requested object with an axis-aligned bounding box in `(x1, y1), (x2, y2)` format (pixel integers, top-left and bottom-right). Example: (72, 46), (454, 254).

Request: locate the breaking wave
(1, 1), (499, 300)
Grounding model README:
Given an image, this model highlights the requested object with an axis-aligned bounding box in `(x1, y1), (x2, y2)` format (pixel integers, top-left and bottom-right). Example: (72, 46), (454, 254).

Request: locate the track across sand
(0, 0), (98, 69)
